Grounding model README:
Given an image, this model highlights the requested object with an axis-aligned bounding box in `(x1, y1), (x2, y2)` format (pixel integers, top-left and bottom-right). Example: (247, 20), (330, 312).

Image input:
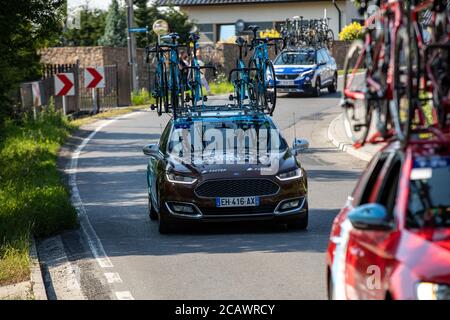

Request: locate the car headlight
(276, 168), (302, 181)
(416, 282), (450, 300)
(300, 70), (314, 78)
(166, 172), (197, 184)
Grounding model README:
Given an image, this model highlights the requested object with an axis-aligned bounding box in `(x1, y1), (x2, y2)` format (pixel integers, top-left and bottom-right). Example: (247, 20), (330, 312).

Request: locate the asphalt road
(72, 84), (367, 299)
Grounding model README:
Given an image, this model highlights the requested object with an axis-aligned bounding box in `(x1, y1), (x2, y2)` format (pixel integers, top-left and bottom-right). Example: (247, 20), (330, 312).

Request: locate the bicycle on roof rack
(247, 25), (284, 115)
(182, 32), (217, 115)
(148, 33), (187, 118)
(341, 0), (449, 148)
(228, 36), (259, 110)
(280, 15), (334, 50)
(147, 43), (169, 116)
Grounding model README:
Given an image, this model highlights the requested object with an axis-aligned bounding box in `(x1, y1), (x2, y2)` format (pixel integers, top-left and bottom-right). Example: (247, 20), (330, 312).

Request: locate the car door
(149, 121), (172, 210)
(346, 153), (402, 300)
(318, 50), (330, 85)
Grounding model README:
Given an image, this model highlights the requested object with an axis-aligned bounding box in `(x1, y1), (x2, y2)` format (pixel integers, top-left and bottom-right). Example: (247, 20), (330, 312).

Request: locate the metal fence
(78, 65), (119, 112)
(19, 62), (119, 115)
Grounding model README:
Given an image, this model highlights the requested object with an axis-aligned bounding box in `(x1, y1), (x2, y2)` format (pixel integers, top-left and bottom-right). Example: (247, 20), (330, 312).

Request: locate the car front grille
(195, 179), (280, 198)
(201, 205), (277, 216)
(276, 74), (298, 80)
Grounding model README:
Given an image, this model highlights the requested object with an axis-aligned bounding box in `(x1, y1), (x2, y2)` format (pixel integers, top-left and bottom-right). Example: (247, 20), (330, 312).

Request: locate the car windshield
(274, 51), (316, 65)
(407, 156), (450, 228)
(168, 118), (288, 158)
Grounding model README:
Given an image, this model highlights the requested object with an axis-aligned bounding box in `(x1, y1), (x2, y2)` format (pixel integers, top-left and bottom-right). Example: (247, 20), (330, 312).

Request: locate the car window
(318, 51), (326, 64)
(407, 155), (450, 228)
(376, 155), (402, 218)
(159, 121), (172, 153)
(274, 51), (316, 65)
(357, 153), (390, 205)
(323, 50), (331, 62)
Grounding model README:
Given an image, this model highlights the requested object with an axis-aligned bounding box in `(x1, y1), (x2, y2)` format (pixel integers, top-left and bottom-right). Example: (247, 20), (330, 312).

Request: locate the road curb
(30, 237), (47, 300)
(327, 114), (373, 162)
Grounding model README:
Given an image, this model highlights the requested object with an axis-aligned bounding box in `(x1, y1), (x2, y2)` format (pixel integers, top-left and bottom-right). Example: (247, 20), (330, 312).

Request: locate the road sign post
(153, 19), (169, 45)
(55, 73), (75, 115)
(85, 67), (105, 114)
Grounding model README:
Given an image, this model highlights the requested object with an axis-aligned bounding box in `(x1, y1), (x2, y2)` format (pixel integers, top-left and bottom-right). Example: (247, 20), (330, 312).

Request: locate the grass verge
(209, 78), (234, 96)
(0, 106), (79, 286)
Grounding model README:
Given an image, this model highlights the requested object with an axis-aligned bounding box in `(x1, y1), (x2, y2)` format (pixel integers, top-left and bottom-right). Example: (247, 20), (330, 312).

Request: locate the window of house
(198, 24), (214, 43)
(218, 24), (236, 42)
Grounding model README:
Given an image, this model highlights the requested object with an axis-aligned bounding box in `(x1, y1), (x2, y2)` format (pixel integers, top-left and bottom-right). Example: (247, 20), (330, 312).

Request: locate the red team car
(326, 136), (450, 300)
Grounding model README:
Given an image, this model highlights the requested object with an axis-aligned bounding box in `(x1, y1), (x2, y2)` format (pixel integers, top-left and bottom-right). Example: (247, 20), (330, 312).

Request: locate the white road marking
(104, 272), (123, 284)
(67, 111), (143, 295)
(115, 291), (135, 300)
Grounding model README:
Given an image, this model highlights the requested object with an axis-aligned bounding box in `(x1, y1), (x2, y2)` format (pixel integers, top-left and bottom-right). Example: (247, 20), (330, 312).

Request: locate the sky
(68, 0), (112, 10)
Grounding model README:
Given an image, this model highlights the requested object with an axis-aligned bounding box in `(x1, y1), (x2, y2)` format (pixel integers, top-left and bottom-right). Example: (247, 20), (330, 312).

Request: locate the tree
(162, 6), (196, 44)
(0, 0), (64, 127)
(63, 8), (107, 46)
(133, 3), (195, 47)
(134, 0), (157, 48)
(98, 0), (127, 47)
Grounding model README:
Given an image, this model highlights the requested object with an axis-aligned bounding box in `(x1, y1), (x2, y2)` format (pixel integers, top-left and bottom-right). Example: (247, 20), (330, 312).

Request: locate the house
(156, 0), (362, 43)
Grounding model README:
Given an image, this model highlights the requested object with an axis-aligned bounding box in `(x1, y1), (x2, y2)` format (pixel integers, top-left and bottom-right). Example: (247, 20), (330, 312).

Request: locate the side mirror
(292, 138), (309, 153)
(143, 143), (159, 157)
(348, 203), (393, 231)
(318, 61), (326, 66)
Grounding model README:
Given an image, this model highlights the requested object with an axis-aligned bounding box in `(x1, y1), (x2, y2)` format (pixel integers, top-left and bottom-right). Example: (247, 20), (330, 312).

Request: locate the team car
(274, 47), (338, 96)
(143, 111), (309, 234)
(326, 137), (450, 300)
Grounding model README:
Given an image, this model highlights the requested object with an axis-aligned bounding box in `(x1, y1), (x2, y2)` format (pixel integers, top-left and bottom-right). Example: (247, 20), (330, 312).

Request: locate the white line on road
(68, 111), (143, 296)
(104, 272), (123, 284)
(115, 291), (135, 300)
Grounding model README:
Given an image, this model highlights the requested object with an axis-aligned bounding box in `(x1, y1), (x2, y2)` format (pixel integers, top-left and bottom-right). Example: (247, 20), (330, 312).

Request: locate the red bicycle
(342, 0), (449, 147)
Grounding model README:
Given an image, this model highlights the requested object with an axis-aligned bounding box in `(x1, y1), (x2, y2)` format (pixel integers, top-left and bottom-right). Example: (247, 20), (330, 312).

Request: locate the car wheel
(158, 213), (171, 234)
(328, 73), (337, 93)
(148, 196), (158, 221)
(313, 78), (321, 97)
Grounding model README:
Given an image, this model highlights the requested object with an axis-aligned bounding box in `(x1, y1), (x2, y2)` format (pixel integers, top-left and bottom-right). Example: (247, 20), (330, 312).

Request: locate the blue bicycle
(183, 32), (216, 113)
(247, 25), (284, 115)
(228, 36), (257, 109)
(147, 43), (169, 116)
(160, 33), (186, 117)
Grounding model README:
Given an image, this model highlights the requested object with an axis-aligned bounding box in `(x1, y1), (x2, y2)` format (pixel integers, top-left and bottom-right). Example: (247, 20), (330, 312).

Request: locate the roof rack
(173, 102), (268, 120)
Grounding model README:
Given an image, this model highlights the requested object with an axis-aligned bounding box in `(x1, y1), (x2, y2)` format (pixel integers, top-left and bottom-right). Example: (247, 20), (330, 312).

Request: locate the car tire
(158, 213), (171, 234)
(313, 78), (321, 97)
(328, 73), (337, 93)
(148, 196), (158, 221)
(287, 211), (308, 230)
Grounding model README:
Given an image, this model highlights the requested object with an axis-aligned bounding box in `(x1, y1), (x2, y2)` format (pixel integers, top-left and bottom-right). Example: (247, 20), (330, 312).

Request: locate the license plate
(278, 80), (295, 86)
(216, 196), (260, 207)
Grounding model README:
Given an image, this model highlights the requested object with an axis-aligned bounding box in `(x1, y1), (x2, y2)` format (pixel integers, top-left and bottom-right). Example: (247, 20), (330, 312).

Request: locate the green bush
(0, 102), (77, 285)
(209, 73), (234, 96)
(339, 22), (364, 41)
(131, 88), (154, 106)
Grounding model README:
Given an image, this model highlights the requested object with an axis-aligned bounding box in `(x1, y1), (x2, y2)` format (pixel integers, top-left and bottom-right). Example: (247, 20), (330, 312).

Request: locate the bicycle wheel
(162, 63), (169, 114)
(248, 59), (261, 110)
(264, 60), (277, 115)
(154, 66), (163, 116)
(170, 64), (180, 114)
(393, 27), (415, 143)
(342, 40), (371, 145)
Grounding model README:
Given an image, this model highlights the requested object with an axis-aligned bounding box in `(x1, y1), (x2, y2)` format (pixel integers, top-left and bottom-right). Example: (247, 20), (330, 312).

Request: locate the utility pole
(126, 0), (138, 92)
